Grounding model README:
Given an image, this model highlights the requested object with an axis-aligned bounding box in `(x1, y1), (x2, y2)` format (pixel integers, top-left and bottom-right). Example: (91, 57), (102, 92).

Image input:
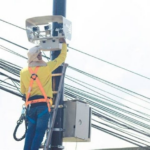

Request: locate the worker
(20, 38), (67, 150)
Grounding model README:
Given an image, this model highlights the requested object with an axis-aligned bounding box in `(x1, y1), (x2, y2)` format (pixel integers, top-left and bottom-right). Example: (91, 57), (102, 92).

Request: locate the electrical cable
(1, 59), (150, 132)
(92, 119), (150, 145)
(1, 19), (150, 81)
(64, 89), (150, 133)
(65, 92), (150, 137)
(65, 84), (150, 118)
(1, 70), (150, 135)
(65, 76), (150, 111)
(1, 65), (150, 133)
(2, 43), (150, 106)
(68, 66), (150, 103)
(68, 46), (150, 81)
(1, 79), (150, 146)
(0, 19), (26, 30)
(65, 84), (150, 120)
(1, 19), (150, 146)
(92, 124), (149, 148)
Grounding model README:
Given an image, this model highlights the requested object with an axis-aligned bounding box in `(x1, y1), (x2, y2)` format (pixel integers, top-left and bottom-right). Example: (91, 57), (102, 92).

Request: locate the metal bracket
(58, 145), (64, 149)
(51, 105), (63, 108)
(50, 145), (64, 149)
(52, 128), (65, 132)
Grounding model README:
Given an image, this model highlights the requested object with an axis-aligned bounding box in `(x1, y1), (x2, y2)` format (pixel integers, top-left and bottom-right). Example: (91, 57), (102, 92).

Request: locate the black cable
(64, 89), (150, 133)
(1, 17), (150, 81)
(66, 75), (150, 111)
(0, 86), (23, 98)
(0, 29), (150, 145)
(0, 72), (20, 82)
(65, 85), (150, 121)
(2, 71), (150, 137)
(2, 43), (149, 106)
(68, 66), (150, 103)
(0, 19), (26, 30)
(64, 90), (150, 136)
(1, 81), (150, 146)
(2, 39), (150, 105)
(92, 119), (150, 145)
(13, 114), (27, 141)
(92, 124), (149, 148)
(1, 18), (150, 81)
(0, 45), (27, 59)
(2, 57), (150, 132)
(2, 62), (150, 133)
(68, 46), (150, 81)
(92, 110), (150, 137)
(65, 84), (150, 118)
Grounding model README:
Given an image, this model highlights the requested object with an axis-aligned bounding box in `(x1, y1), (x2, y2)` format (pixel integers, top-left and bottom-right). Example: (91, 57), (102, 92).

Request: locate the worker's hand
(59, 38), (66, 43)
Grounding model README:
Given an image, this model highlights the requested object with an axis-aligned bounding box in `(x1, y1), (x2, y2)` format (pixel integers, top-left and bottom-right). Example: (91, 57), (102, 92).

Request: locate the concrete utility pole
(51, 0), (66, 150)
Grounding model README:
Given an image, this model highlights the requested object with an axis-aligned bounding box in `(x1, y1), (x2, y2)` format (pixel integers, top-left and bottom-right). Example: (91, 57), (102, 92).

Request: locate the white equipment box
(26, 15), (72, 51)
(63, 100), (91, 142)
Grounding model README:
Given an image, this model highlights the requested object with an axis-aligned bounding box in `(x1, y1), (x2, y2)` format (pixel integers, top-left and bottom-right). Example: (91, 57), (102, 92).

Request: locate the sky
(1, 0), (150, 150)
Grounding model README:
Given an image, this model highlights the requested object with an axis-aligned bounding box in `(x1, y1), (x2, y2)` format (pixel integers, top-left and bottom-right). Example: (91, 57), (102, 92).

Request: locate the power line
(1, 19), (150, 80)
(1, 39), (150, 103)
(68, 46), (150, 80)
(1, 43), (150, 105)
(1, 75), (150, 146)
(65, 89), (150, 132)
(65, 84), (150, 118)
(2, 61), (150, 129)
(1, 74), (150, 147)
(92, 118), (150, 146)
(1, 19), (150, 147)
(0, 19), (26, 30)
(0, 37), (28, 50)
(68, 66), (150, 102)
(65, 76), (150, 111)
(0, 45), (27, 59)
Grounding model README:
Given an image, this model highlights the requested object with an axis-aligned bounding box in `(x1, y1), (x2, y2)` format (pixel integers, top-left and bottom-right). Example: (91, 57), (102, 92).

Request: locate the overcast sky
(1, 0), (150, 149)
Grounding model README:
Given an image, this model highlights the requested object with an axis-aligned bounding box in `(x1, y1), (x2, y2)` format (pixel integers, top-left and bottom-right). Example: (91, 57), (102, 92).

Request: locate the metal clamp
(52, 128), (65, 132)
(50, 145), (64, 149)
(51, 105), (63, 108)
(21, 104), (26, 116)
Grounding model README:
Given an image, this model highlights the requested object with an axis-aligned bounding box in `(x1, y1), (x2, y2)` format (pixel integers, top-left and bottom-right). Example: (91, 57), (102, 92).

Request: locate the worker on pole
(20, 38), (67, 150)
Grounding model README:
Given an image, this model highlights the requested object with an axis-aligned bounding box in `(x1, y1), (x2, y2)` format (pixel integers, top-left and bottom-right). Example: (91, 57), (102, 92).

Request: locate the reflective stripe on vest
(25, 66), (52, 112)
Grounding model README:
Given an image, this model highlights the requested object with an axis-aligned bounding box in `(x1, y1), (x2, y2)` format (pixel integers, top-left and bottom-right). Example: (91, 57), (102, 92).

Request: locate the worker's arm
(47, 38), (67, 72)
(20, 71), (25, 94)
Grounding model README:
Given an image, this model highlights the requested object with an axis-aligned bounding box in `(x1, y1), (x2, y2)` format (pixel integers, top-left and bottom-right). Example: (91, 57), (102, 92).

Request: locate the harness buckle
(31, 73), (38, 80)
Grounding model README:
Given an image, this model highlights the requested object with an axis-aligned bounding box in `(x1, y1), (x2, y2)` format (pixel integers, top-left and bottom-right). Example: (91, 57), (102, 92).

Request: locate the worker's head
(27, 46), (42, 63)
(27, 46), (46, 67)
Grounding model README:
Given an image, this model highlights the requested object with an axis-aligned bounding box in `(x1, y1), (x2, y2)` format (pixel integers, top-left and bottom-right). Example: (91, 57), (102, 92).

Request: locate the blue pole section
(51, 0), (66, 150)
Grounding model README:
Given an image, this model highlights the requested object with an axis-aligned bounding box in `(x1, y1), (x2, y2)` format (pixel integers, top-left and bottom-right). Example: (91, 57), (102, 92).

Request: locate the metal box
(63, 100), (91, 142)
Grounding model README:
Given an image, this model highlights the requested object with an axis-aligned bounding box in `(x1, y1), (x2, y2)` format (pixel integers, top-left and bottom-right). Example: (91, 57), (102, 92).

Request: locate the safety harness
(13, 66), (52, 141)
(25, 66), (52, 112)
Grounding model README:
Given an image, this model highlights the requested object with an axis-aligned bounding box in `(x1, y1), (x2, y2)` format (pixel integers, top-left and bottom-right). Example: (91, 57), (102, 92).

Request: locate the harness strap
(27, 108), (48, 124)
(26, 99), (52, 106)
(26, 116), (36, 124)
(26, 67), (39, 106)
(25, 67), (51, 112)
(38, 108), (48, 118)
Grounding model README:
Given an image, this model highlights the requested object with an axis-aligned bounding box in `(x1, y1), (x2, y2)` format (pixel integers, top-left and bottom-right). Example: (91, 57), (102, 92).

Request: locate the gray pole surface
(51, 0), (66, 150)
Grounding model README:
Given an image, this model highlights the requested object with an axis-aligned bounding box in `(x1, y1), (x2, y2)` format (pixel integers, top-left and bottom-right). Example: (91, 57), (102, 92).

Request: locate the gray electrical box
(63, 100), (91, 142)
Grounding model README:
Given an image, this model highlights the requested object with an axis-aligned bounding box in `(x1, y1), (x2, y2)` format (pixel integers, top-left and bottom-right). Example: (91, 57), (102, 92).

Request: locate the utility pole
(51, 0), (66, 150)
